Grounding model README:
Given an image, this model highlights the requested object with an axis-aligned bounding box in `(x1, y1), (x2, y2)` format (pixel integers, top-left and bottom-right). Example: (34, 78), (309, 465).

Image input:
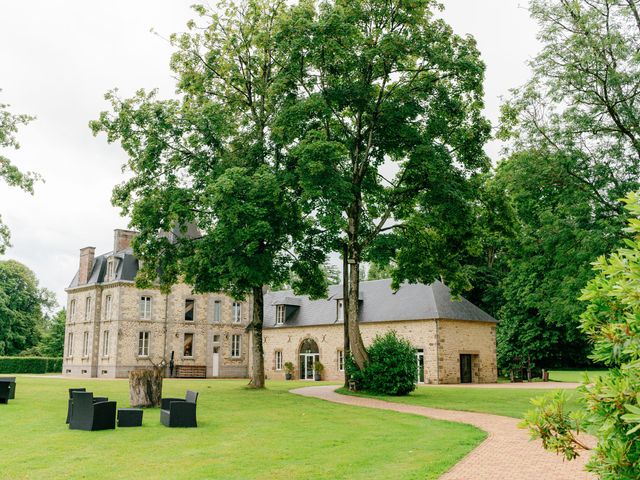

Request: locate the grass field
(0, 377), (485, 480)
(548, 370), (609, 383)
(337, 385), (581, 419)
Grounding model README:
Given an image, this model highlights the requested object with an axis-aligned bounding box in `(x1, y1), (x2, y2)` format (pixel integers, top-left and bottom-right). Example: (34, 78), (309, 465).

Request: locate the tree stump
(129, 368), (163, 407)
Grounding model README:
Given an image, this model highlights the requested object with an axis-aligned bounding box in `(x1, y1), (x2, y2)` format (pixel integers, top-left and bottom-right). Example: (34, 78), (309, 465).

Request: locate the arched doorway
(299, 338), (319, 380)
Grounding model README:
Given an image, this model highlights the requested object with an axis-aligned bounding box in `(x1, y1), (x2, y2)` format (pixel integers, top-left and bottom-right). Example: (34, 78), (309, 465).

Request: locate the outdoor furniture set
(66, 388), (198, 431)
(0, 377), (16, 404)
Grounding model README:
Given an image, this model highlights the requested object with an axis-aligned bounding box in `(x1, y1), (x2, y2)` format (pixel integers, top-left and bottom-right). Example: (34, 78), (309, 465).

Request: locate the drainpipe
(163, 290), (169, 376)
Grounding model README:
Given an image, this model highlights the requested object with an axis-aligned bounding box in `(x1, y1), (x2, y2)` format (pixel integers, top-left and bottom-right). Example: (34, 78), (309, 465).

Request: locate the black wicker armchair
(160, 390), (198, 428)
(0, 381), (10, 404)
(66, 388), (109, 424)
(69, 391), (116, 431)
(0, 377), (16, 400)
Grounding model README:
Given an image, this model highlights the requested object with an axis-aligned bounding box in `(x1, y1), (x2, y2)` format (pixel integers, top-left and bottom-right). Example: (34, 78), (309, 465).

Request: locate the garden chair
(66, 388), (108, 424)
(0, 382), (11, 404)
(160, 390), (198, 428)
(69, 391), (116, 431)
(0, 377), (16, 399)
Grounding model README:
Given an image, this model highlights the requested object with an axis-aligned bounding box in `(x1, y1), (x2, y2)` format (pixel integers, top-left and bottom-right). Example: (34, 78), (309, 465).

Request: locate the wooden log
(129, 368), (163, 407)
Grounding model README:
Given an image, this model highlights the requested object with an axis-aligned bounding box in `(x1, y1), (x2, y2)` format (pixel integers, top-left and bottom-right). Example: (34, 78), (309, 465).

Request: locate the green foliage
(0, 93), (41, 254)
(0, 260), (56, 355)
(487, 0), (640, 370)
(284, 362), (294, 374)
(346, 331), (417, 396)
(523, 191), (640, 479)
(367, 262), (394, 281)
(0, 356), (62, 373)
(321, 262), (341, 285)
(37, 309), (66, 357)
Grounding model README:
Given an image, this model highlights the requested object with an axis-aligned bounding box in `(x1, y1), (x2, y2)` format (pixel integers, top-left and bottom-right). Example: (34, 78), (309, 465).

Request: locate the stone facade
(263, 319), (497, 384)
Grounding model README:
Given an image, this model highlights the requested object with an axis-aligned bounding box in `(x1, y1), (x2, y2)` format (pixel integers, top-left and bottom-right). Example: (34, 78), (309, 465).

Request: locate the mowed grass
(338, 385), (581, 419)
(548, 369), (609, 383)
(0, 377), (485, 480)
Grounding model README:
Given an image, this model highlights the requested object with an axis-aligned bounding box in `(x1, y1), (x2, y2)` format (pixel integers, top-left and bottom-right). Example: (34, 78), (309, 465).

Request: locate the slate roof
(67, 249), (139, 289)
(264, 278), (497, 328)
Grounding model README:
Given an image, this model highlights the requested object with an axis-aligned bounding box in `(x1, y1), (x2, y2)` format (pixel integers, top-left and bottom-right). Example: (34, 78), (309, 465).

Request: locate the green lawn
(548, 369), (609, 383)
(337, 385), (581, 419)
(0, 377), (485, 480)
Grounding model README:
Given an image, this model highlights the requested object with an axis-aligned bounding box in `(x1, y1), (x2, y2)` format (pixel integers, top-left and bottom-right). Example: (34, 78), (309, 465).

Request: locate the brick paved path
(291, 385), (596, 480)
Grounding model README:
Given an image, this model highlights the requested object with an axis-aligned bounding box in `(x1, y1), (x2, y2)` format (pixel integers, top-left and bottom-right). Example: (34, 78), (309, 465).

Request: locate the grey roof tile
(264, 278), (497, 328)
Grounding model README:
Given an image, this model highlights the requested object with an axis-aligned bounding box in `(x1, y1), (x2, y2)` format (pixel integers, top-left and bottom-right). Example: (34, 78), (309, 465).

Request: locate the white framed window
(275, 305), (285, 325)
(67, 332), (74, 356)
(184, 333), (194, 357)
(233, 302), (241, 323)
(275, 350), (283, 370)
(231, 334), (241, 358)
(185, 299), (195, 321)
(139, 296), (152, 320)
(106, 259), (115, 280)
(85, 297), (92, 319)
(213, 300), (221, 323)
(102, 330), (109, 356)
(105, 295), (112, 320)
(69, 299), (76, 318)
(138, 331), (150, 356)
(337, 300), (344, 322)
(337, 349), (344, 372)
(82, 331), (89, 357)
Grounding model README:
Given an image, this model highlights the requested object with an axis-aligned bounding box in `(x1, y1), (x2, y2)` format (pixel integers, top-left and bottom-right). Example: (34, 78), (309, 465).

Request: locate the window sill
(101, 356), (110, 360)
(182, 356), (194, 360)
(82, 355), (89, 359)
(137, 355), (149, 359)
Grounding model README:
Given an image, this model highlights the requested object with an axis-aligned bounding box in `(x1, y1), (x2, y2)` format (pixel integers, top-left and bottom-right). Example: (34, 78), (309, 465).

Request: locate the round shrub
(346, 331), (417, 396)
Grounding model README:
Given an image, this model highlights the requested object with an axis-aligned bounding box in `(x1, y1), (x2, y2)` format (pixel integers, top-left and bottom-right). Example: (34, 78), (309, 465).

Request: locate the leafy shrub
(346, 331), (416, 396)
(0, 356), (62, 373)
(523, 192), (640, 479)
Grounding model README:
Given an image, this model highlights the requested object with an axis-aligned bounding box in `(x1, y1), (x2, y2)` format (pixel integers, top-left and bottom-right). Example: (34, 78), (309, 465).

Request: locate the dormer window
(275, 305), (285, 325)
(337, 300), (344, 322)
(106, 258), (115, 281)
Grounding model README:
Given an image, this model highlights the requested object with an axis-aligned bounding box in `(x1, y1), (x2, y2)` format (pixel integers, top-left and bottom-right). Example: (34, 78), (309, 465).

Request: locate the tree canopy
(275, 0), (491, 367)
(488, 0), (640, 370)
(0, 94), (40, 254)
(0, 259), (55, 355)
(91, 0), (328, 388)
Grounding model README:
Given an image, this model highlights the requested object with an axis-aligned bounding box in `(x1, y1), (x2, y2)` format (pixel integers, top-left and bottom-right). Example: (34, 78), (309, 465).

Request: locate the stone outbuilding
(263, 279), (498, 384)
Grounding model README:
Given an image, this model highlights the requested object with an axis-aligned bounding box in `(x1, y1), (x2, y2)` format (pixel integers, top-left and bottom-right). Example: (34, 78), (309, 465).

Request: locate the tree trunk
(342, 243), (350, 387)
(247, 285), (265, 389)
(347, 257), (369, 369)
(129, 368), (163, 407)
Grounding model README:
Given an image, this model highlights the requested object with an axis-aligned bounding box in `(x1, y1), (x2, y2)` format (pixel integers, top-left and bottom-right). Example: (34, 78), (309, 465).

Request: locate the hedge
(0, 357), (63, 374)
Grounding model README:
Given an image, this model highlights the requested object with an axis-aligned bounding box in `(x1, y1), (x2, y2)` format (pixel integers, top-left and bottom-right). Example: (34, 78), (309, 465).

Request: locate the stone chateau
(63, 229), (498, 384)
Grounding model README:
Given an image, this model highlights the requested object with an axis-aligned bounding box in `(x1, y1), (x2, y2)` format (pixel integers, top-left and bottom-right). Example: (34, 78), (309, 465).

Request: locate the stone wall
(63, 282), (251, 378)
(263, 319), (496, 384)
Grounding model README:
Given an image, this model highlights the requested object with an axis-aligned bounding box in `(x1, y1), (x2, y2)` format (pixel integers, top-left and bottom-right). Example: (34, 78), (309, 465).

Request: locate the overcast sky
(0, 1), (540, 306)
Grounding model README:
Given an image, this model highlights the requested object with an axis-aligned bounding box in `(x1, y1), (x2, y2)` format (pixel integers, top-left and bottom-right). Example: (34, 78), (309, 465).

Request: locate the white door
(212, 346), (220, 377)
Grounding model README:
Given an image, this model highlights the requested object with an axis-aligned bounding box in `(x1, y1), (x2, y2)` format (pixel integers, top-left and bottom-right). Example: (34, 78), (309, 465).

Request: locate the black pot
(285, 373), (292, 380)
(314, 373), (321, 381)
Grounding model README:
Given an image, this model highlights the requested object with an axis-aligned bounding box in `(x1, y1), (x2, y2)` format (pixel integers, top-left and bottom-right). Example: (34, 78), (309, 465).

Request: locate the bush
(0, 356), (63, 373)
(346, 331), (416, 396)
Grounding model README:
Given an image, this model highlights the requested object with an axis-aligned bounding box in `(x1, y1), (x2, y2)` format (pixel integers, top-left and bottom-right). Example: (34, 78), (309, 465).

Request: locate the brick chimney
(78, 247), (96, 285)
(113, 229), (137, 253)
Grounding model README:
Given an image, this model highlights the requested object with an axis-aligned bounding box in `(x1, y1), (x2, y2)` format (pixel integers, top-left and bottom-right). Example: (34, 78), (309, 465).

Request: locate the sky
(0, 1), (541, 307)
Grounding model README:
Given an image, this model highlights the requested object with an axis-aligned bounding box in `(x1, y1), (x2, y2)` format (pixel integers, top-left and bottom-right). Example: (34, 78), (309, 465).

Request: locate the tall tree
(276, 0), (491, 367)
(38, 309), (66, 357)
(91, 0), (327, 388)
(494, 0), (640, 368)
(0, 260), (55, 355)
(0, 94), (40, 253)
